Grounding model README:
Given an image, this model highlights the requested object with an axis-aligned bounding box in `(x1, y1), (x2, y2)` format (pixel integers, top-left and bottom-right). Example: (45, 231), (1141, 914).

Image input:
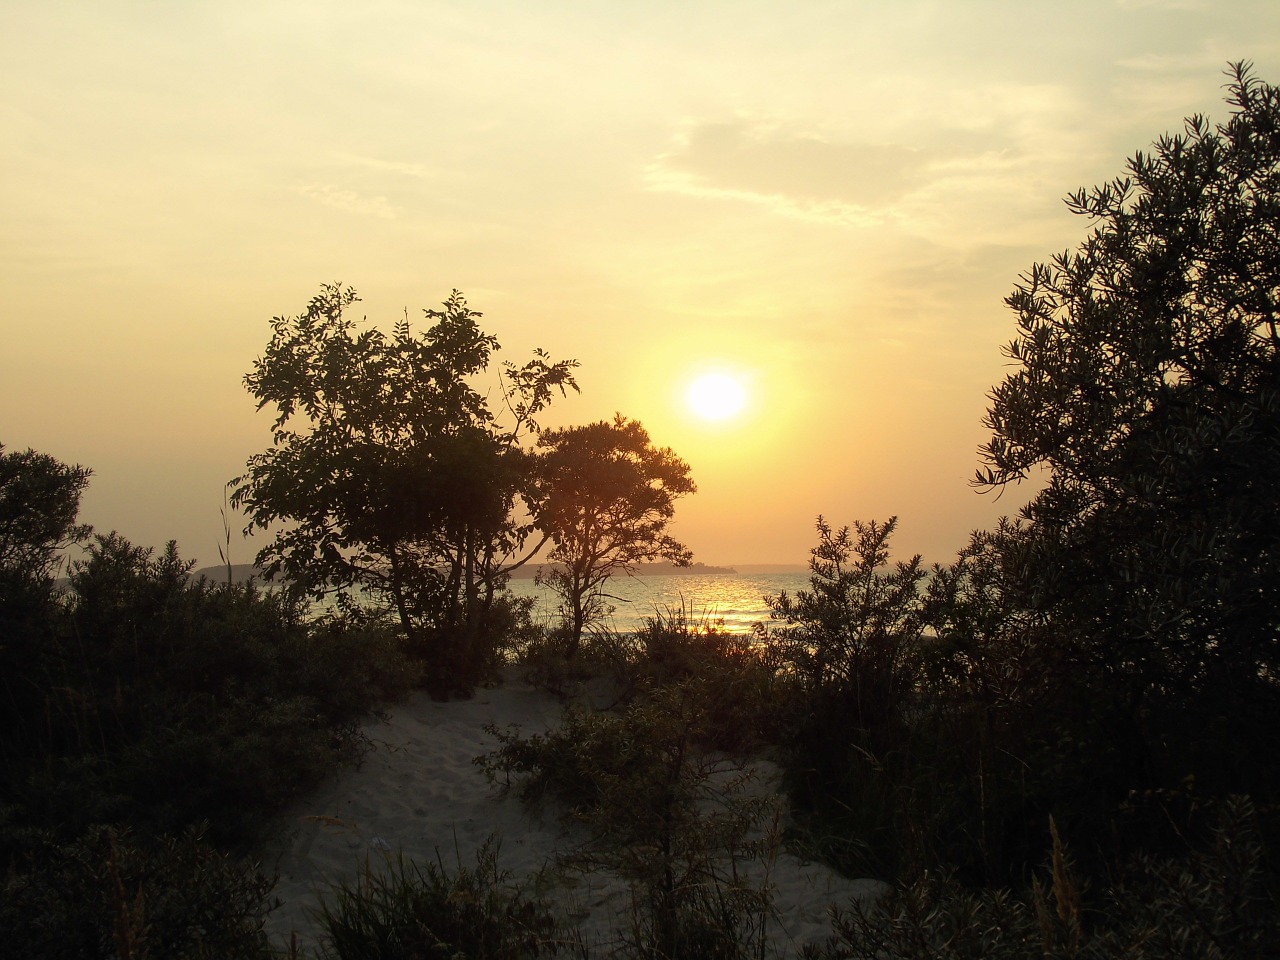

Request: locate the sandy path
(258, 671), (883, 956)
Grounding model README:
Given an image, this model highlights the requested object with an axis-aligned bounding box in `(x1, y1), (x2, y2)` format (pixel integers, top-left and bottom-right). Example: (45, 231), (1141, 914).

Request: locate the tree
(0, 443), (92, 589)
(534, 414), (695, 653)
(0, 444), (93, 763)
(762, 518), (929, 876)
(768, 517), (926, 737)
(232, 284), (578, 693)
(977, 63), (1280, 796)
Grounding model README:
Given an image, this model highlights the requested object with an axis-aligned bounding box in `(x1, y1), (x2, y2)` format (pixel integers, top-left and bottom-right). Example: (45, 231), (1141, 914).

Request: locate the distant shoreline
(191, 560), (808, 585)
(508, 561), (741, 579)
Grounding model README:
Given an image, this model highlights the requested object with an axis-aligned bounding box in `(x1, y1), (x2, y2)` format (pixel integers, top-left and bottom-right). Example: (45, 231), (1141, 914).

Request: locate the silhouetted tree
(769, 517), (926, 737)
(232, 284), (578, 693)
(978, 62), (1280, 799)
(535, 414), (695, 653)
(0, 443), (91, 589)
(0, 444), (92, 766)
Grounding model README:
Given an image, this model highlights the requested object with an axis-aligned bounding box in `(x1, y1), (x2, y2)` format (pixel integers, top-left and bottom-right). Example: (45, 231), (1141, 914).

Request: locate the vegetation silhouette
(764, 62), (1280, 892)
(536, 414), (696, 654)
(0, 447), (421, 956)
(969, 58), (1280, 862)
(231, 284), (579, 697)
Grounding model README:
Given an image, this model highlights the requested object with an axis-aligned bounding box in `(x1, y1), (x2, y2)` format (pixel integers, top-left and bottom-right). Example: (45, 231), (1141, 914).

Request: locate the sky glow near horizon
(2, 1), (1278, 567)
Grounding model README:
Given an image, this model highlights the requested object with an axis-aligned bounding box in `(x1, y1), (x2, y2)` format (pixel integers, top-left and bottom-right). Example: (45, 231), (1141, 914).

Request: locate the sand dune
(259, 669), (884, 956)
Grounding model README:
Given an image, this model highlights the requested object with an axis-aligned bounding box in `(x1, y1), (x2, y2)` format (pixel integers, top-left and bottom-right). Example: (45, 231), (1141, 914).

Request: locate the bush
(760, 518), (935, 879)
(314, 838), (577, 959)
(0, 824), (275, 960)
(513, 605), (785, 758)
(805, 798), (1280, 959)
(510, 626), (610, 700)
(629, 606), (786, 755)
(1, 533), (419, 846)
(478, 682), (781, 960)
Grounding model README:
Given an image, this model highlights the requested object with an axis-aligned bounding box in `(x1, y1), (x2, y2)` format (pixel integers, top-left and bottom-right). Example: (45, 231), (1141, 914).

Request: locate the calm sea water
(506, 571), (812, 635)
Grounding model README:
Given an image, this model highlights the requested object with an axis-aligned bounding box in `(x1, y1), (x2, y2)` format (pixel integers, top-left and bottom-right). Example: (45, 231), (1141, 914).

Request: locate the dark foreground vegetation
(4, 63), (1280, 957)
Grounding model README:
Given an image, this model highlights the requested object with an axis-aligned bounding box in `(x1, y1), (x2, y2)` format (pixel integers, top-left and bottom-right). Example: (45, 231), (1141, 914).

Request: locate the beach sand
(259, 668), (884, 956)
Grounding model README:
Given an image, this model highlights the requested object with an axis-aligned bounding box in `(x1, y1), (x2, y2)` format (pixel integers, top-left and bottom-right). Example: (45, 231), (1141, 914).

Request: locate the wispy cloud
(332, 154), (445, 180)
(641, 113), (1076, 236)
(1118, 51), (1220, 72)
(643, 164), (888, 228)
(1116, 0), (1206, 9)
(293, 183), (396, 219)
(644, 120), (927, 227)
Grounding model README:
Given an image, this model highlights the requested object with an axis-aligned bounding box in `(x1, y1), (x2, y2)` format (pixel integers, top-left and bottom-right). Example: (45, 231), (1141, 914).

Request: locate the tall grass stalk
(315, 838), (579, 959)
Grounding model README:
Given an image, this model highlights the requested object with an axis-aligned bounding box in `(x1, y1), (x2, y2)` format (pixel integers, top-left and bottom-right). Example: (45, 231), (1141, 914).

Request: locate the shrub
(805, 797), (1280, 959)
(760, 518), (934, 879)
(478, 682), (781, 959)
(627, 605), (786, 755)
(513, 604), (785, 754)
(314, 838), (577, 959)
(1, 533), (419, 846)
(0, 824), (275, 960)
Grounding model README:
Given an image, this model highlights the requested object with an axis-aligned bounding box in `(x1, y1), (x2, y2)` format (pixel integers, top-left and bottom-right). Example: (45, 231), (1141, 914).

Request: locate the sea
(195, 563), (814, 635)
(506, 571), (812, 636)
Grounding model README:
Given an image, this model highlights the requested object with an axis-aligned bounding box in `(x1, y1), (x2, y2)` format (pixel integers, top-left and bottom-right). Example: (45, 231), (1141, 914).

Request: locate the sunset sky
(3, 1), (1279, 569)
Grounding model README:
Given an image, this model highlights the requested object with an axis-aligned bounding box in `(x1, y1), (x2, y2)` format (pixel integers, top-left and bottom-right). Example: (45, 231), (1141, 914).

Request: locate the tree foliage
(0, 443), (93, 747)
(535, 414), (695, 652)
(808, 798), (1280, 960)
(769, 517), (927, 735)
(0, 442), (91, 589)
(232, 284), (578, 693)
(0, 447), (418, 957)
(766, 518), (929, 875)
(978, 62), (1280, 800)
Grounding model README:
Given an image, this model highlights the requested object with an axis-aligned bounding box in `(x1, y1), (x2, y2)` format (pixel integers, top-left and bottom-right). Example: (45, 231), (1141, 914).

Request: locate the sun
(685, 370), (748, 423)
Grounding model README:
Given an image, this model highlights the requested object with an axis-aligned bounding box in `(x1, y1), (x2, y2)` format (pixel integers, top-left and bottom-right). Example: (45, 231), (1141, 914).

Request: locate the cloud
(642, 166), (886, 228)
(1115, 0), (1206, 8)
(641, 114), (1072, 235)
(1117, 51), (1221, 72)
(293, 183), (396, 219)
(332, 154), (445, 180)
(644, 120), (928, 227)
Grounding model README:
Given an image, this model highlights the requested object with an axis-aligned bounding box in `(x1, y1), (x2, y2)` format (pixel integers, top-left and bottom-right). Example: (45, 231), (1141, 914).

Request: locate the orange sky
(3, 1), (1278, 567)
